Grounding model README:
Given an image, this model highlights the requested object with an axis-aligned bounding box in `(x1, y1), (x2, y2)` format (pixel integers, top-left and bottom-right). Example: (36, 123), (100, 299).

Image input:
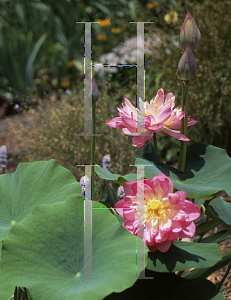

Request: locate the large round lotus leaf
(1, 197), (147, 300)
(104, 269), (224, 300)
(0, 245), (15, 299)
(147, 241), (221, 273)
(136, 142), (231, 199)
(0, 159), (82, 240)
(206, 198), (231, 234)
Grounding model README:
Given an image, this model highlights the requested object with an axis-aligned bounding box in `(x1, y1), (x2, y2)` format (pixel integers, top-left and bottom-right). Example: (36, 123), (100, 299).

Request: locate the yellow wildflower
(146, 3), (155, 9)
(112, 27), (121, 34)
(164, 11), (178, 24)
(67, 60), (76, 67)
(61, 81), (70, 88)
(97, 34), (107, 41)
(96, 19), (111, 27)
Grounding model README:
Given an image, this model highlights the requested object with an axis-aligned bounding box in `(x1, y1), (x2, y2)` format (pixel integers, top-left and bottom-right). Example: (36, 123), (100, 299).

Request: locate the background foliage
(1, 0), (231, 175)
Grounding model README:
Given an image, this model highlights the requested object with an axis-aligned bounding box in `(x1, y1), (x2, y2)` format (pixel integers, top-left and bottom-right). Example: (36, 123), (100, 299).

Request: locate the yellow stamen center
(149, 200), (160, 210)
(146, 199), (165, 220)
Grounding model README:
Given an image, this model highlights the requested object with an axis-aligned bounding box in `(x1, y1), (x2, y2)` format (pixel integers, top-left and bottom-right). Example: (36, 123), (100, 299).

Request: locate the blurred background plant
(144, 0), (231, 154)
(1, 0), (231, 172)
(0, 0), (137, 103)
(7, 77), (138, 179)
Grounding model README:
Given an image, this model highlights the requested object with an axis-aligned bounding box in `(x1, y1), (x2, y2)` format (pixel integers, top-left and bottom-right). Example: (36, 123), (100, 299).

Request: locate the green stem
(153, 132), (157, 152)
(91, 99), (96, 201)
(98, 181), (105, 202)
(178, 83), (185, 171)
(178, 81), (189, 172)
(216, 261), (231, 291)
(14, 287), (26, 300)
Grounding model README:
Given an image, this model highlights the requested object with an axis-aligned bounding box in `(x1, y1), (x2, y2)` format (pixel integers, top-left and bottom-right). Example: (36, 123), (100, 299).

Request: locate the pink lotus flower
(115, 174), (201, 253)
(106, 89), (197, 151)
(147, 89), (197, 141)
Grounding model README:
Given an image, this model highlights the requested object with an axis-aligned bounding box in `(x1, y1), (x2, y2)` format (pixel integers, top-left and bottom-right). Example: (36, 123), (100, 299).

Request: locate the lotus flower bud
(177, 45), (196, 81)
(180, 12), (201, 50)
(89, 79), (99, 102)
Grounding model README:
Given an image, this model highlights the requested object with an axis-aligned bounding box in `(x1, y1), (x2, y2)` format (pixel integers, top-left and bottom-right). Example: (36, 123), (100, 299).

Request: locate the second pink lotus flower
(115, 174), (201, 253)
(106, 89), (197, 151)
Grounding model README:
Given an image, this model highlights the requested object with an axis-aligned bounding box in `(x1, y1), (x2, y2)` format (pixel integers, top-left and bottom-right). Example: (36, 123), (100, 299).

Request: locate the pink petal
(106, 117), (125, 129)
(175, 191), (187, 201)
(132, 135), (152, 147)
(156, 240), (172, 252)
(171, 221), (182, 232)
(156, 105), (172, 123)
(183, 200), (201, 221)
(147, 244), (158, 252)
(122, 127), (138, 135)
(165, 93), (175, 108)
(187, 117), (198, 126)
(123, 181), (137, 196)
(165, 116), (182, 129)
(179, 221), (196, 238)
(159, 218), (172, 232)
(115, 199), (126, 217)
(151, 174), (173, 196)
(120, 116), (137, 128)
(146, 121), (163, 132)
(137, 137), (153, 152)
(161, 127), (190, 141)
(123, 208), (136, 221)
(153, 89), (165, 106)
(124, 220), (136, 234)
(155, 231), (168, 243)
(167, 231), (179, 241)
(168, 193), (180, 205)
(124, 98), (136, 113)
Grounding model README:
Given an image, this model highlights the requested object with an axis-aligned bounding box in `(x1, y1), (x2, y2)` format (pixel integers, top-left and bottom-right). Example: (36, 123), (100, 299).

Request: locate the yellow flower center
(146, 199), (165, 219)
(155, 104), (159, 110)
(149, 199), (160, 210)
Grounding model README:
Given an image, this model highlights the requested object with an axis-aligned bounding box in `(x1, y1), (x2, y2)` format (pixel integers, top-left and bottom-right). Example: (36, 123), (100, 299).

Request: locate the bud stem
(153, 132), (157, 152)
(91, 96), (96, 201)
(216, 260), (231, 291)
(178, 81), (189, 172)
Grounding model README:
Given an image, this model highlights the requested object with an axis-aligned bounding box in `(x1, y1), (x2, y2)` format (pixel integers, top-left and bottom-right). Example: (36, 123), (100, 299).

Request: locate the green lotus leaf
(0, 159), (82, 240)
(147, 241), (221, 273)
(136, 142), (231, 199)
(1, 197), (148, 300)
(94, 165), (141, 186)
(105, 269), (224, 300)
(0, 245), (15, 300)
(201, 229), (231, 244)
(206, 198), (231, 234)
(183, 250), (231, 280)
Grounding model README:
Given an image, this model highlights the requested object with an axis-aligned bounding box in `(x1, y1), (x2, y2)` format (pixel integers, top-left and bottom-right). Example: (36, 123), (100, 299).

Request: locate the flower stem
(216, 261), (231, 291)
(178, 81), (189, 172)
(91, 99), (96, 201)
(153, 132), (157, 152)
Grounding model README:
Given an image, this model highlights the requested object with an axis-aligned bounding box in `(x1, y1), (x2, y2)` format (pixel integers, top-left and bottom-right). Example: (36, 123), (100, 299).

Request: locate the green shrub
(144, 0), (231, 152)
(8, 79), (139, 181)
